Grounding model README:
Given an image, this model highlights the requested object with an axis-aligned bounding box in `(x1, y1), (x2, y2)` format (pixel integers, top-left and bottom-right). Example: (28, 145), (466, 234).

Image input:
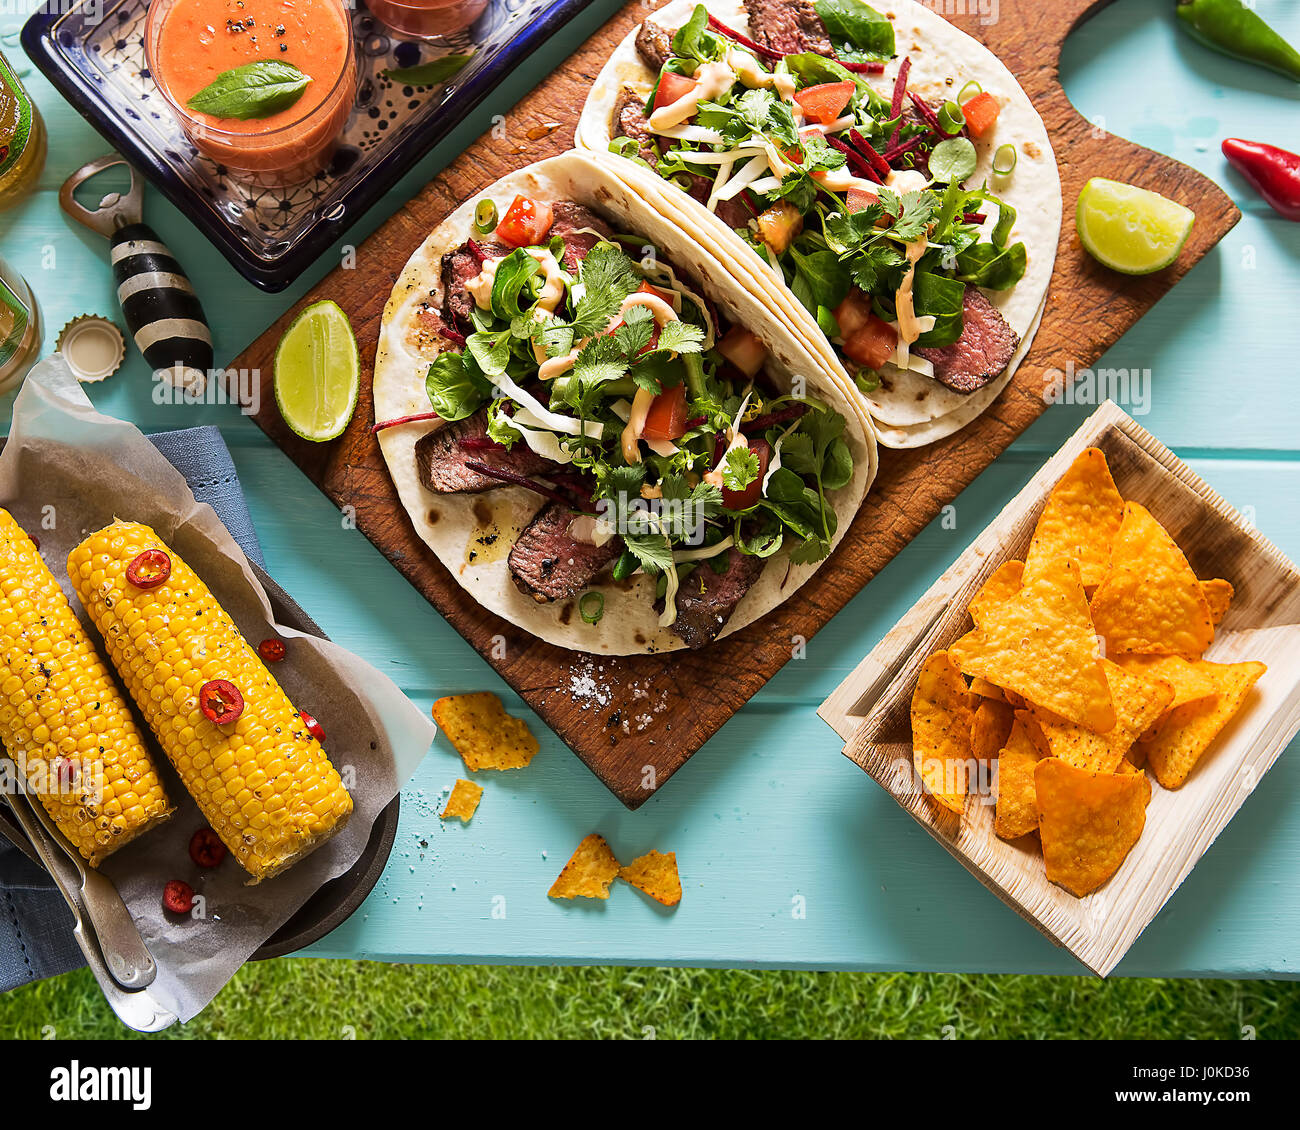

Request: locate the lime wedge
(273, 300), (360, 442)
(1077, 179), (1196, 275)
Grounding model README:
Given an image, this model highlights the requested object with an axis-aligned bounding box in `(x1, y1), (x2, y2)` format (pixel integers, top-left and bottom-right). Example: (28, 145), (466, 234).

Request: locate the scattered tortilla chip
(1114, 654), (1218, 739)
(1035, 758), (1151, 896)
(440, 779), (483, 823)
(1022, 448), (1126, 590)
(1114, 759), (1144, 776)
(1089, 503), (1214, 658)
(971, 699), (1015, 764)
(548, 834), (621, 900)
(1028, 660), (1174, 773)
(433, 692), (539, 770)
(910, 651), (975, 814)
(949, 559), (1115, 733)
(1141, 661), (1267, 788)
(969, 561), (1024, 627)
(969, 677), (1006, 702)
(619, 851), (682, 906)
(1201, 579), (1234, 627)
(994, 717), (1044, 840)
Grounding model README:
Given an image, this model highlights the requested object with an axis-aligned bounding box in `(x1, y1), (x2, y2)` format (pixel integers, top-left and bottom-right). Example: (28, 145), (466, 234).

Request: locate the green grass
(2, 963), (1298, 1039)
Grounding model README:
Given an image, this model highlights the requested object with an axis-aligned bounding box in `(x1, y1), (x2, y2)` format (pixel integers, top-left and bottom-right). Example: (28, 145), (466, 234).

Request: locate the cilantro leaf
(722, 446), (760, 491)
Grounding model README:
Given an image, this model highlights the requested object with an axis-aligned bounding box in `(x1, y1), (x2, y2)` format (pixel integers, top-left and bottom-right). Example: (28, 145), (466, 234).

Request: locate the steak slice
(742, 0), (831, 56)
(665, 548), (765, 649)
(914, 287), (1021, 394)
(509, 503), (623, 602)
(440, 240), (507, 334)
(635, 19), (674, 71)
(549, 201), (616, 271)
(414, 407), (556, 494)
(615, 88), (661, 169)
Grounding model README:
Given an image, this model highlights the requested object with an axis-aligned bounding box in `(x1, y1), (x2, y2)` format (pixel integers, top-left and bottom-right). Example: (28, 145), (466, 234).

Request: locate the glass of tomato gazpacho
(146, 0), (357, 185)
(365, 0), (487, 40)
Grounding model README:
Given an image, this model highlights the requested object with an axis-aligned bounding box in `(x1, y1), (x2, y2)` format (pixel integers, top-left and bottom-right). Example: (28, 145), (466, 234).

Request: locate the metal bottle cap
(56, 315), (125, 383)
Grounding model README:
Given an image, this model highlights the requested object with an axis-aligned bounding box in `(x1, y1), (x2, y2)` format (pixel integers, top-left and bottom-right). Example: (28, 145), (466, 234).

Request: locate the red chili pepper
(199, 679), (244, 725)
(189, 828), (227, 869)
(257, 638), (287, 663)
(300, 710), (326, 743)
(125, 549), (172, 590)
(162, 880), (194, 915)
(1222, 138), (1300, 221)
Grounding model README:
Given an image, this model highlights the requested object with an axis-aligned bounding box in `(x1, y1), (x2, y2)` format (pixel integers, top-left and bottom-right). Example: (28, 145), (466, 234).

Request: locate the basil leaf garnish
(382, 53), (475, 87)
(185, 61), (311, 121)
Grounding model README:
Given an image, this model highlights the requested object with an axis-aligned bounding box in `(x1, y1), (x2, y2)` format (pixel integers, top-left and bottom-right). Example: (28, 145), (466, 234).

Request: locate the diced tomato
(844, 316), (898, 370)
(720, 437), (772, 512)
(495, 195), (554, 247)
(642, 382), (689, 443)
(832, 291), (872, 337)
(846, 186), (879, 214)
(961, 91), (1001, 138)
(717, 326), (769, 378)
(756, 200), (803, 255)
(653, 71), (697, 112)
(794, 81), (855, 125)
(637, 280), (673, 302)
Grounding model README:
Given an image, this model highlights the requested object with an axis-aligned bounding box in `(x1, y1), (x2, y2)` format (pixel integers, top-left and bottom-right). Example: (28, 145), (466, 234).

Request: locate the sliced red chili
(199, 679), (244, 725)
(257, 638), (287, 663)
(188, 828), (227, 869)
(162, 880), (194, 915)
(126, 549), (172, 590)
(300, 710), (326, 743)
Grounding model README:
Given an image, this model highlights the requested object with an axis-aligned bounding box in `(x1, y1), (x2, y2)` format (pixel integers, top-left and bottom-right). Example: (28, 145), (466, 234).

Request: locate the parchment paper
(1, 358), (436, 1022)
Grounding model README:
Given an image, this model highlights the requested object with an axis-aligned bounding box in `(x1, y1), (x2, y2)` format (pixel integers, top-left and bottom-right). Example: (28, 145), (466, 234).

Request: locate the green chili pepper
(1176, 0), (1300, 83)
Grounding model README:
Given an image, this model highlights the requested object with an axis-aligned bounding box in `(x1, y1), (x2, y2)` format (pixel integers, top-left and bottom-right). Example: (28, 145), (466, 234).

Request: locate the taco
(374, 152), (877, 655)
(576, 0), (1061, 449)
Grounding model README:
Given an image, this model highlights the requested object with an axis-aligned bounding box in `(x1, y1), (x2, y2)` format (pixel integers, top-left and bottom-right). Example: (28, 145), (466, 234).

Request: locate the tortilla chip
(971, 698), (1015, 764)
(969, 677), (1007, 702)
(949, 559), (1115, 733)
(1114, 654), (1218, 739)
(432, 692), (539, 770)
(619, 851), (682, 906)
(910, 651), (975, 814)
(994, 717), (1044, 840)
(1028, 659), (1174, 773)
(440, 779), (483, 823)
(1089, 503), (1214, 658)
(1201, 579), (1234, 627)
(1022, 448), (1126, 590)
(1114, 759), (1144, 776)
(969, 561), (1025, 627)
(1002, 688), (1027, 709)
(548, 834), (621, 900)
(1035, 759), (1151, 897)
(1141, 661), (1267, 789)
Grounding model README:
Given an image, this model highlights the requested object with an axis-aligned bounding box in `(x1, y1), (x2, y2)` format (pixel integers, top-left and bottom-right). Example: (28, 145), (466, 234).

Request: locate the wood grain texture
(824, 402), (1300, 975)
(228, 0), (1240, 809)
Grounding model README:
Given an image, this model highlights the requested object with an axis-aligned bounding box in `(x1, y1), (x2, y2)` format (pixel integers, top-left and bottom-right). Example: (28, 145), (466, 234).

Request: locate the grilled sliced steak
(743, 0), (831, 56)
(440, 241), (507, 334)
(665, 549), (765, 649)
(415, 408), (556, 494)
(549, 201), (616, 271)
(615, 88), (661, 168)
(914, 287), (1020, 394)
(684, 174), (754, 231)
(509, 503), (622, 602)
(635, 19), (674, 71)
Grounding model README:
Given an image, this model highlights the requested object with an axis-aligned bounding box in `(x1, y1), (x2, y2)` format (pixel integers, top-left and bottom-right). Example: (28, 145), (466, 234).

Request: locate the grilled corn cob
(0, 509), (171, 865)
(68, 521), (353, 882)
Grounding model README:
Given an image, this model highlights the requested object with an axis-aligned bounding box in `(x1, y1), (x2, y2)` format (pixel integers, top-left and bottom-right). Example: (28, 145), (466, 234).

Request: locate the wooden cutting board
(229, 0), (1240, 808)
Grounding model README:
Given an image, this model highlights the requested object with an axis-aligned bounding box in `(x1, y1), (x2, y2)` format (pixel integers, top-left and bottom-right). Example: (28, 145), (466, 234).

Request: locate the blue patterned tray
(23, 0), (595, 291)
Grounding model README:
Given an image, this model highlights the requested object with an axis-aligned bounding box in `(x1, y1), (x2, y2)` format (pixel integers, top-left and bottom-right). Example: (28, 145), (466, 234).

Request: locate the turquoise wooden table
(2, 0), (1298, 978)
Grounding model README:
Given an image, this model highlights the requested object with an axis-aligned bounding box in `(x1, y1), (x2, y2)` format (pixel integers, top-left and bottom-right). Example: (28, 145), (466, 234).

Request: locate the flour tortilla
(374, 152), (877, 655)
(576, 0), (1061, 449)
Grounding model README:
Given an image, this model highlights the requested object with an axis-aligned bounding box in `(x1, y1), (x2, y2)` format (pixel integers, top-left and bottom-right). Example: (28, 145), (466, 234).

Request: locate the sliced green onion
(938, 101), (965, 135)
(612, 550), (638, 582)
(993, 143), (1018, 177)
(473, 199), (498, 233)
(957, 80), (982, 105)
(579, 592), (605, 625)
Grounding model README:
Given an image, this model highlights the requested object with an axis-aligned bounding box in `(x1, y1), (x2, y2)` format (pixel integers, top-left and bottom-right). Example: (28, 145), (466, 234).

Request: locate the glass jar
(366, 0), (488, 40)
(0, 256), (42, 395)
(0, 51), (48, 210)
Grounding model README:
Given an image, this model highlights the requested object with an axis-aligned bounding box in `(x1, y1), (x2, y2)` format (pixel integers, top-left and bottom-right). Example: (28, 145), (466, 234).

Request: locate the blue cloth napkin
(0, 426), (264, 993)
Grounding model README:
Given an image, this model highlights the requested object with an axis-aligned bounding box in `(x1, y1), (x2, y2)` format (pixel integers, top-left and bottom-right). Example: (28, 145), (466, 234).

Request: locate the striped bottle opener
(58, 154), (212, 392)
